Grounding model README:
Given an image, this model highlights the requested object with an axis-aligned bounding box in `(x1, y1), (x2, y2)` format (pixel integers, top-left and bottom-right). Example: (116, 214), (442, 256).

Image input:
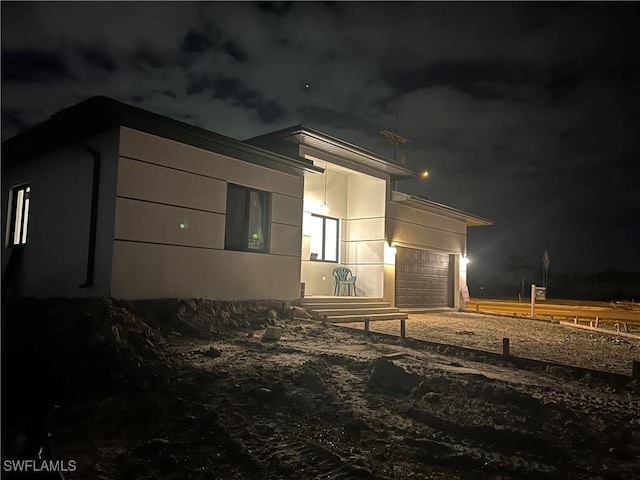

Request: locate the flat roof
(391, 191), (493, 227)
(2, 96), (323, 177)
(246, 125), (422, 180)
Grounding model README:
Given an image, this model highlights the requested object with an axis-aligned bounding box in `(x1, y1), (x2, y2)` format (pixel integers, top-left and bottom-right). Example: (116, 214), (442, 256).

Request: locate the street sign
(535, 287), (546, 301)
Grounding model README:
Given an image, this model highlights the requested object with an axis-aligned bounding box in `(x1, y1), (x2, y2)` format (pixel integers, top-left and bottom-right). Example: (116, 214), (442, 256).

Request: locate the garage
(395, 247), (452, 308)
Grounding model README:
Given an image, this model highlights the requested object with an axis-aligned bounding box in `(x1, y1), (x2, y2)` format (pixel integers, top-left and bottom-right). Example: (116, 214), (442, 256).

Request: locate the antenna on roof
(380, 113), (409, 164)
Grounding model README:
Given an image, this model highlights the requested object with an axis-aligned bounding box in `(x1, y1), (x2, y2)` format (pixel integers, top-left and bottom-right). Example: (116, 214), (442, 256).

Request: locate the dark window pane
(225, 184), (247, 250)
(225, 183), (270, 253)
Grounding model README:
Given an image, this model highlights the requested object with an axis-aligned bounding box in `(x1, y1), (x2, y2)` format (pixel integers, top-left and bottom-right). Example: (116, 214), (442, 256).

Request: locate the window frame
(6, 183), (31, 248)
(309, 213), (339, 263)
(224, 183), (271, 254)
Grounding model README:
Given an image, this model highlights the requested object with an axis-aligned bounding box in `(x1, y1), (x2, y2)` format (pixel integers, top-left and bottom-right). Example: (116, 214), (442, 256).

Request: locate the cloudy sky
(2, 2), (639, 283)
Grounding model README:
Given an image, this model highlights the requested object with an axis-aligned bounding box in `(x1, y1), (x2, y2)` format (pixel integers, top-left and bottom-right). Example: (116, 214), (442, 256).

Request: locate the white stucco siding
(112, 127), (303, 300)
(114, 197), (225, 249)
(385, 202), (466, 253)
(120, 127), (303, 197)
(117, 157), (226, 213)
(270, 223), (302, 257)
(111, 241), (301, 300)
(1, 129), (120, 297)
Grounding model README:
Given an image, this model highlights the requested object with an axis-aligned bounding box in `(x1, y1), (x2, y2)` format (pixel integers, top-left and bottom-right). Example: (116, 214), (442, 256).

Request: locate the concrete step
(309, 307), (401, 316)
(325, 312), (409, 323)
(302, 302), (392, 311)
(301, 297), (385, 304)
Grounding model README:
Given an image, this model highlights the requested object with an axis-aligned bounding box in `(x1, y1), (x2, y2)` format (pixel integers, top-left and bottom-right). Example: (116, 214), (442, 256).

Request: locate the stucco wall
(344, 174), (385, 298)
(386, 202), (467, 252)
(111, 127), (303, 301)
(1, 129), (120, 297)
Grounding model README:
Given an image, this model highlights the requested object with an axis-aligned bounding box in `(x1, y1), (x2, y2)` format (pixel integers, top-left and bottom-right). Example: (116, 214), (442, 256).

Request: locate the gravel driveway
(340, 311), (640, 376)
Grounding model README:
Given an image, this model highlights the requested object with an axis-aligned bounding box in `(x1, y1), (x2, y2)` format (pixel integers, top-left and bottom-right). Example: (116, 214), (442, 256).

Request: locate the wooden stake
(503, 338), (510, 357)
(400, 319), (406, 339)
(364, 318), (370, 333)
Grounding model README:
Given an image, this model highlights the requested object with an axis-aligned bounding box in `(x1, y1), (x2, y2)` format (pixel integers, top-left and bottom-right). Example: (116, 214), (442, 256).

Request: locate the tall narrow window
(309, 213), (339, 262)
(7, 184), (30, 247)
(225, 183), (271, 253)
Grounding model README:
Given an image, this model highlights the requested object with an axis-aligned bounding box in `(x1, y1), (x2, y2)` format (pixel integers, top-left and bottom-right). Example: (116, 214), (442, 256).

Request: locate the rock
(253, 387), (274, 399)
(288, 306), (311, 319)
(263, 326), (282, 340)
(201, 347), (221, 358)
(422, 392), (440, 403)
(369, 358), (420, 393)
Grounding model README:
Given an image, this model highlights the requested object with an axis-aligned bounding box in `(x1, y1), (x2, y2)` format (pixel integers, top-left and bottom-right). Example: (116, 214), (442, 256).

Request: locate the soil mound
(368, 357), (421, 393)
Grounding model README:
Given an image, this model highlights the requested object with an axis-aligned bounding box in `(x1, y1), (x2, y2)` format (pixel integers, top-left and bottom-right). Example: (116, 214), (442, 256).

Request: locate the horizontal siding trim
(386, 216), (467, 237)
(117, 195), (224, 215)
(113, 238), (301, 258)
(120, 155), (303, 201)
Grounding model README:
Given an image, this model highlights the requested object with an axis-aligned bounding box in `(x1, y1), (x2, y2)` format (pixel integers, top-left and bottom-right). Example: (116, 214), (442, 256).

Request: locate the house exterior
(2, 96), (490, 308)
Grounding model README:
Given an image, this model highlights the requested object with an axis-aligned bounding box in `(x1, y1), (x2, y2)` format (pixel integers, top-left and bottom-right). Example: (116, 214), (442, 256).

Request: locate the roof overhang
(391, 191), (493, 227)
(2, 97), (323, 177)
(246, 125), (421, 180)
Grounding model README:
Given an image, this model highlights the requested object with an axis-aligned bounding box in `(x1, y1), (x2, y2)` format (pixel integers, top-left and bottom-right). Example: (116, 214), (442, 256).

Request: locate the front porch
(300, 158), (388, 299)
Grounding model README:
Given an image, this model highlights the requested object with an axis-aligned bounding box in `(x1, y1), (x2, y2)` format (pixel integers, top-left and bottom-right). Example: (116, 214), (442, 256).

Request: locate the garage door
(396, 247), (451, 308)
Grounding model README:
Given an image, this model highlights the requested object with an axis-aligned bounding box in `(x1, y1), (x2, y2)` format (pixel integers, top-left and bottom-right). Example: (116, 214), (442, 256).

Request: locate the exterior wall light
(384, 242), (397, 265)
(421, 170), (429, 178)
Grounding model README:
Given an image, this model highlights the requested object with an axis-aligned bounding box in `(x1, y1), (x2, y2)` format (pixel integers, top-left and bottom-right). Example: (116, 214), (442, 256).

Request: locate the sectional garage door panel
(396, 247), (450, 308)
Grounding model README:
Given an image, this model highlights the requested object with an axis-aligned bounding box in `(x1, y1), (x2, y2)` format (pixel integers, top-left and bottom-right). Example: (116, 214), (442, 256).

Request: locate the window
(309, 214), (338, 262)
(6, 184), (30, 247)
(225, 183), (270, 253)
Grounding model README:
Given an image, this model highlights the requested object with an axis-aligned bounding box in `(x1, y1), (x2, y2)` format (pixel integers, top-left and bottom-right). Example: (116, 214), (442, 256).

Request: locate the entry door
(395, 247), (450, 308)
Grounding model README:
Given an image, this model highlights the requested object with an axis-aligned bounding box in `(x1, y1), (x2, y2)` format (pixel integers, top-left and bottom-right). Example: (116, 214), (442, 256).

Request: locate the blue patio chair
(332, 266), (357, 296)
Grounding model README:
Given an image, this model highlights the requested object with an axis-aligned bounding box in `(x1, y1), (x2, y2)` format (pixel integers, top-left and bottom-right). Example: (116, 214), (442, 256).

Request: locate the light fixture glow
(319, 164), (330, 212)
(461, 255), (470, 265)
(421, 170), (429, 178)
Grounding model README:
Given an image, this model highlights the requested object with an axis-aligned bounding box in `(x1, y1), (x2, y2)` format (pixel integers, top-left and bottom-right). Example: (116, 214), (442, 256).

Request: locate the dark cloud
(297, 105), (371, 130)
(222, 40), (247, 63)
(2, 50), (70, 82)
(181, 30), (212, 54)
(82, 47), (117, 72)
(257, 2), (294, 17)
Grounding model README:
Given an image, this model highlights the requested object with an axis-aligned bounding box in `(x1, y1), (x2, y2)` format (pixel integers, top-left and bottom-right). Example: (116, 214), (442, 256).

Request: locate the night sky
(2, 2), (639, 284)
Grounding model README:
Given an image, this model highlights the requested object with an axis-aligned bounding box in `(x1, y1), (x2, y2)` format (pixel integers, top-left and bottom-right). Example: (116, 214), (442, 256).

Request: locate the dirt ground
(2, 299), (639, 480)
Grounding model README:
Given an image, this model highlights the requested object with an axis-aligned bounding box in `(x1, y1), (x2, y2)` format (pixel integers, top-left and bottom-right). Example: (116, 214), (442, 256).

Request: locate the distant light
(421, 170), (429, 178)
(462, 255), (470, 265)
(179, 223), (187, 229)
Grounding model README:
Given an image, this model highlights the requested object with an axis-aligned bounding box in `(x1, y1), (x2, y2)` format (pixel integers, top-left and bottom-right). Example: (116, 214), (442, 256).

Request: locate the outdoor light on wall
(384, 241), (398, 265)
(421, 170), (429, 178)
(461, 255), (470, 265)
(319, 164), (330, 213)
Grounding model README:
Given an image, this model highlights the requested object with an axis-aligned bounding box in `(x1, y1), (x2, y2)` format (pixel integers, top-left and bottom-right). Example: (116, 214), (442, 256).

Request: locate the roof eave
(391, 191), (493, 226)
(247, 124), (422, 179)
(3, 97), (323, 176)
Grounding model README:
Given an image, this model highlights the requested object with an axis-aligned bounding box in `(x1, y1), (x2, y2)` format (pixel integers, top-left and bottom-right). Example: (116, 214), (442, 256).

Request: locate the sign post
(542, 250), (551, 290)
(531, 283), (536, 317)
